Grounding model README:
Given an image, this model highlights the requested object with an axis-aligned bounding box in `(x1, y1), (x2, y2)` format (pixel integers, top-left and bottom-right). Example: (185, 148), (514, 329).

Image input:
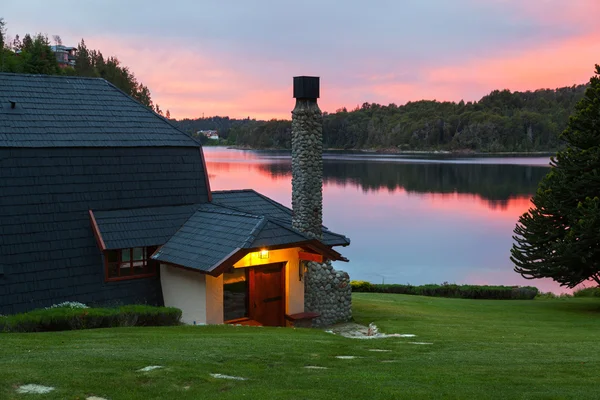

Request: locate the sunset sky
(3, 0), (600, 119)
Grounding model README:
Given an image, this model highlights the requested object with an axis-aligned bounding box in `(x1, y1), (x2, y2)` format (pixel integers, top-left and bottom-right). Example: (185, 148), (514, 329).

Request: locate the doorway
(250, 263), (285, 326)
(223, 262), (286, 326)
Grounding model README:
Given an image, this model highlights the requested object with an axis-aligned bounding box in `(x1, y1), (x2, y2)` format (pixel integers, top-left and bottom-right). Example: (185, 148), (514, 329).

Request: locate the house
(0, 73), (350, 326)
(50, 45), (77, 68)
(196, 130), (219, 140)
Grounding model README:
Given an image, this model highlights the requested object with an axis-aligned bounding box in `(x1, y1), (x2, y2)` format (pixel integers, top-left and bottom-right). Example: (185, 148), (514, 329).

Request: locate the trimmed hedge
(573, 287), (600, 297)
(350, 281), (539, 300)
(0, 305), (182, 333)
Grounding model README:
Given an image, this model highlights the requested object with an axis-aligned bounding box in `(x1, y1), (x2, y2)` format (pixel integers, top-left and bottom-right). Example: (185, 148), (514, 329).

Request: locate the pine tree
(511, 65), (600, 287)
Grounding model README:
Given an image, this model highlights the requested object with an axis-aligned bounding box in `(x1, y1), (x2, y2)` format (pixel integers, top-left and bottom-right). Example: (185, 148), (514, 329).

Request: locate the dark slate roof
(92, 204), (200, 249)
(151, 206), (266, 272)
(212, 189), (351, 247)
(0, 73), (199, 147)
(152, 203), (331, 273)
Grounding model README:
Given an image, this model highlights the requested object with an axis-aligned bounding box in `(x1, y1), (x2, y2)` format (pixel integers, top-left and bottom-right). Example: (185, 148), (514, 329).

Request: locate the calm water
(203, 147), (565, 293)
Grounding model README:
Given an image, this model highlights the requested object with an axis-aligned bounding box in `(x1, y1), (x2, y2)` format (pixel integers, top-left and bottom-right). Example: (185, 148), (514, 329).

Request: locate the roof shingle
(0, 73), (199, 148)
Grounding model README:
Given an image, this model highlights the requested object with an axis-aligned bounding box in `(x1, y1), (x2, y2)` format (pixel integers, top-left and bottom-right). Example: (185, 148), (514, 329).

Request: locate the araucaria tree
(511, 65), (600, 287)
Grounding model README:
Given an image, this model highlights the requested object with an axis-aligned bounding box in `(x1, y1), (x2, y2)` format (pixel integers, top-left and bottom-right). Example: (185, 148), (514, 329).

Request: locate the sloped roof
(92, 204), (199, 249)
(151, 206), (266, 273)
(0, 73), (199, 147)
(90, 200), (345, 274)
(212, 189), (351, 247)
(151, 203), (344, 274)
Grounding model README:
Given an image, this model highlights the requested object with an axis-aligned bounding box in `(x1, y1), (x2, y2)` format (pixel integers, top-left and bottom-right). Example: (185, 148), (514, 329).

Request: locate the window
(223, 268), (249, 322)
(105, 247), (158, 281)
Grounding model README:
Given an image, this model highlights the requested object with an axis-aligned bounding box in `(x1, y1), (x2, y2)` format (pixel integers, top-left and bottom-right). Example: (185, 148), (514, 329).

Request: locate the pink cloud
(85, 24), (600, 120)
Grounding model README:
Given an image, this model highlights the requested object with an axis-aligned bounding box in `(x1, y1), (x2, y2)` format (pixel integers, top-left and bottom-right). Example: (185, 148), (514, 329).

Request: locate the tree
(511, 65), (600, 288)
(0, 18), (5, 49)
(166, 110), (171, 119)
(19, 34), (60, 75)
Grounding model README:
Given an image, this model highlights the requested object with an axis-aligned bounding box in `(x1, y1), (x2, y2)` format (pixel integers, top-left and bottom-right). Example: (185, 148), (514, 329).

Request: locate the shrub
(573, 287), (600, 297)
(535, 292), (573, 299)
(0, 305), (182, 333)
(350, 280), (376, 292)
(350, 281), (539, 300)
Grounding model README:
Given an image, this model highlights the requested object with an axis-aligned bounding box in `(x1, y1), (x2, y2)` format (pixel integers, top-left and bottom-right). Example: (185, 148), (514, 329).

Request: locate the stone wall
(291, 95), (352, 327)
(304, 261), (352, 326)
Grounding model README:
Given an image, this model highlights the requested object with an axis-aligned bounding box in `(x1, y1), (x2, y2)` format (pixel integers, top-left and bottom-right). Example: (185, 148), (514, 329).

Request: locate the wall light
(259, 249), (269, 259)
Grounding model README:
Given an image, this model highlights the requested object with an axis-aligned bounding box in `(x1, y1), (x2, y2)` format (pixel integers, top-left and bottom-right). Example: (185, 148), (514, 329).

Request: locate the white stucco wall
(205, 274), (224, 324)
(233, 248), (304, 315)
(160, 264), (207, 325)
(161, 248), (305, 325)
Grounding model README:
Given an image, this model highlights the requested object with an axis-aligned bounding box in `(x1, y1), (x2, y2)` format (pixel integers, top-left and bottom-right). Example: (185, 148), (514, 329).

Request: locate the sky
(3, 0), (600, 119)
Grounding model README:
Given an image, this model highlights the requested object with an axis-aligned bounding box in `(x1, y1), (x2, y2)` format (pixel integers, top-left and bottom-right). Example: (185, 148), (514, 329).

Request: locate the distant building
(50, 45), (77, 68)
(197, 130), (219, 140)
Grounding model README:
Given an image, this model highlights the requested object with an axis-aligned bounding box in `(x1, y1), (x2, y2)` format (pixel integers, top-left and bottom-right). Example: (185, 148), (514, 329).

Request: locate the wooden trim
(104, 271), (157, 282)
(207, 247), (248, 276)
(199, 147), (212, 202)
(225, 317), (252, 324)
(88, 210), (106, 251)
(208, 241), (346, 277)
(298, 251), (323, 263)
(104, 247), (158, 282)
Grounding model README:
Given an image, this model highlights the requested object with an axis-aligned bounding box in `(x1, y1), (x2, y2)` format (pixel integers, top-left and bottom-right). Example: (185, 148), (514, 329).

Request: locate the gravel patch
(137, 365), (163, 372)
(327, 322), (416, 339)
(210, 373), (247, 381)
(16, 384), (55, 394)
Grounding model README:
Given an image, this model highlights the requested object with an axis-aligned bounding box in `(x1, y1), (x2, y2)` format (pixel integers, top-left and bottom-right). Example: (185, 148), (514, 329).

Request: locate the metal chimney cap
(293, 76), (320, 99)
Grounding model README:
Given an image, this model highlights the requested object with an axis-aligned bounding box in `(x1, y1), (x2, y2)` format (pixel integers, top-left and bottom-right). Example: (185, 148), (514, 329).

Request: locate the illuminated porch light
(259, 249), (269, 259)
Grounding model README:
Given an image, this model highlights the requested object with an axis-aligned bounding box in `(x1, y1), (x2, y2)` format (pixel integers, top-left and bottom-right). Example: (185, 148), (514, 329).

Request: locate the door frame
(248, 262), (286, 326)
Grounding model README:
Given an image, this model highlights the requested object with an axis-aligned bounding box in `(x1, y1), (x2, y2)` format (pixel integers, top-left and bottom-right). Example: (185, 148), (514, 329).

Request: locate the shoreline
(225, 145), (555, 157)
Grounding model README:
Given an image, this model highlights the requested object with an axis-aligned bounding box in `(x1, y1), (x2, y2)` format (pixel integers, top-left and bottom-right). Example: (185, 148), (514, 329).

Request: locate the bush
(350, 281), (539, 300)
(0, 305), (182, 333)
(350, 280), (376, 292)
(535, 292), (573, 299)
(573, 287), (600, 297)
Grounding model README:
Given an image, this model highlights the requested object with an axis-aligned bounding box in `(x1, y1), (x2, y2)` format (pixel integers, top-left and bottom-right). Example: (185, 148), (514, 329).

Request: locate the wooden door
(250, 263), (285, 327)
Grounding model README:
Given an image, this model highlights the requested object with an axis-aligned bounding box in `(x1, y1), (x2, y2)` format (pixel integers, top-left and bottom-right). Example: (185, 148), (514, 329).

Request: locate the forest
(1, 17), (588, 153)
(187, 85), (587, 152)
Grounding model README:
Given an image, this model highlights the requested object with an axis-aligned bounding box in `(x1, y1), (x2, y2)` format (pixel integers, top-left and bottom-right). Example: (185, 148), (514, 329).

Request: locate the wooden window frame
(104, 246), (158, 282)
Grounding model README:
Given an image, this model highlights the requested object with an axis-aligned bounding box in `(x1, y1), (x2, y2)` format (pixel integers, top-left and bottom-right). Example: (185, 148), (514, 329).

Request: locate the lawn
(1, 294), (599, 399)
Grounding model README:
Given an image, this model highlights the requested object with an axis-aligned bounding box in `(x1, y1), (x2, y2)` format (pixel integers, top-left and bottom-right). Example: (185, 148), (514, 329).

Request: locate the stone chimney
(291, 76), (323, 238)
(291, 76), (351, 327)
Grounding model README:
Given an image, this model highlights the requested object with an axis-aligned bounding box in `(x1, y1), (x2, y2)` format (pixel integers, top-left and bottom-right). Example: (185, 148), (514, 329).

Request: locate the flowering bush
(45, 301), (89, 310)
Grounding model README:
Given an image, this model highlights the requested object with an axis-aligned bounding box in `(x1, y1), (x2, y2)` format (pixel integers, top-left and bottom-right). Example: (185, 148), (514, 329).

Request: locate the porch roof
(90, 200), (347, 275)
(151, 205), (345, 275)
(212, 189), (351, 247)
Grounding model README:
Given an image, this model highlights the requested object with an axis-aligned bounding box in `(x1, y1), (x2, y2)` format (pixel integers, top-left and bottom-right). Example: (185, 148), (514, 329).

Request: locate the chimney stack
(291, 76), (323, 239)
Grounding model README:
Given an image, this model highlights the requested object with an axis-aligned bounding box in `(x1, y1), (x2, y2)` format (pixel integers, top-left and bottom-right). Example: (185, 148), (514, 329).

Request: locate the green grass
(1, 294), (599, 399)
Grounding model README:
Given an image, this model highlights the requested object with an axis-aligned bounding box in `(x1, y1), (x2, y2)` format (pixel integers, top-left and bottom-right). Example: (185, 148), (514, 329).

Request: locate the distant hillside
(175, 84), (588, 153)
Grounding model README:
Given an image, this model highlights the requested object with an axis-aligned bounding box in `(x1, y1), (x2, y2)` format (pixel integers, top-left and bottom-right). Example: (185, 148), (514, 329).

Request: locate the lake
(203, 147), (566, 294)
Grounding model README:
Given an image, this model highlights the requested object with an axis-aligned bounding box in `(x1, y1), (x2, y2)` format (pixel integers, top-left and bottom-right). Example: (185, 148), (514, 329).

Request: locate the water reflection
(204, 148), (568, 293)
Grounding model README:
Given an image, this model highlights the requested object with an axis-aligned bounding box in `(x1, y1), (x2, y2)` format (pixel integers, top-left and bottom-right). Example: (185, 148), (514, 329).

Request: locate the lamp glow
(259, 249), (269, 259)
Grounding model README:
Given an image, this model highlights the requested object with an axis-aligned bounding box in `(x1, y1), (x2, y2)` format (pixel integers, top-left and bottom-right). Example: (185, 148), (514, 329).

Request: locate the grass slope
(1, 294), (599, 399)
